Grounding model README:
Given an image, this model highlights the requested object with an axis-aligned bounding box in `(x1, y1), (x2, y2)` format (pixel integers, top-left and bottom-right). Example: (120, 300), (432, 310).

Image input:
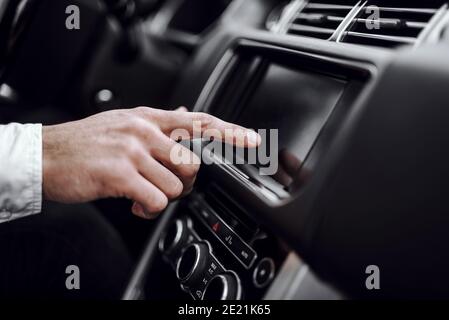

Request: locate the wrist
(42, 125), (58, 201)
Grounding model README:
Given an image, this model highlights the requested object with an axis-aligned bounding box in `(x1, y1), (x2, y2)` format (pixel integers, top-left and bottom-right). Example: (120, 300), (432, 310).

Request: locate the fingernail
(177, 106), (188, 112)
(247, 130), (260, 146)
(132, 202), (144, 216)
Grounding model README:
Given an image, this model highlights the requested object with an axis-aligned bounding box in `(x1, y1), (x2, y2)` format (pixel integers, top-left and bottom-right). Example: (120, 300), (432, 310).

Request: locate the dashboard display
(234, 63), (346, 183)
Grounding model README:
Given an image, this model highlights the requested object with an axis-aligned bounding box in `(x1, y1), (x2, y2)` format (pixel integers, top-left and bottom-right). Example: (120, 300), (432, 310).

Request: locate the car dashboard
(2, 0), (449, 300)
(116, 0), (449, 300)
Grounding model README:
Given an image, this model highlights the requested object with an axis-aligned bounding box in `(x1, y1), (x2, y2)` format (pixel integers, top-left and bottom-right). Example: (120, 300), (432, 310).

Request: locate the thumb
(175, 106), (188, 112)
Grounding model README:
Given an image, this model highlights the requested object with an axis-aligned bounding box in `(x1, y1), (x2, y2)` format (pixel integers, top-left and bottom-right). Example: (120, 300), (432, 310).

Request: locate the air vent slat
(345, 31), (417, 44)
(375, 7), (438, 15)
(306, 4), (355, 10)
(271, 0), (446, 50)
(296, 14), (345, 24)
(286, 1), (357, 40)
(342, 2), (446, 48)
(351, 18), (427, 30)
(289, 24), (336, 35)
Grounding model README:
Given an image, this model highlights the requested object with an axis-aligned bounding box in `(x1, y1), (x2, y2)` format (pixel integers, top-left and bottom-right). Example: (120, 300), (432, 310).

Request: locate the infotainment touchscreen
(227, 63), (345, 178)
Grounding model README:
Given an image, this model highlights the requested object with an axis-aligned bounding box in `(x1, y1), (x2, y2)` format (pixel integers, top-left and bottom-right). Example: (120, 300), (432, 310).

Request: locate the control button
(206, 260), (221, 277)
(253, 258), (275, 288)
(202, 272), (242, 300)
(200, 209), (219, 230)
(159, 218), (189, 255)
(218, 226), (256, 268)
(229, 234), (256, 267)
(200, 210), (256, 268)
(176, 243), (210, 287)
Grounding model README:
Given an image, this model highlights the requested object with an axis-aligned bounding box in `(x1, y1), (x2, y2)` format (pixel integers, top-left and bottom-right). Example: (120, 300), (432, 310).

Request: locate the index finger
(157, 110), (261, 148)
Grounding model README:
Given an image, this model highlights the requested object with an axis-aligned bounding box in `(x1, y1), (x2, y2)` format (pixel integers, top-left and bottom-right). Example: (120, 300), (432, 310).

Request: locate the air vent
(342, 3), (446, 48)
(287, 1), (358, 39)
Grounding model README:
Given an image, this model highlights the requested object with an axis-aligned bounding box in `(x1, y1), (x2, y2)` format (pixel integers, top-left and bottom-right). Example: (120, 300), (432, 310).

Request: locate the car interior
(2, 0), (449, 300)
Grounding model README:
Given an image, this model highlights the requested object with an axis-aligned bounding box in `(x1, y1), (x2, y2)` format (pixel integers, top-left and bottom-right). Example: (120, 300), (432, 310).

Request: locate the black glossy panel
(235, 63), (346, 166)
(308, 46), (449, 298)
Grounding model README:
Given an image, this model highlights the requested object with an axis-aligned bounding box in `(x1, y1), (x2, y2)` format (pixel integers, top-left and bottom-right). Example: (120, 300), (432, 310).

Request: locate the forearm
(0, 123), (42, 222)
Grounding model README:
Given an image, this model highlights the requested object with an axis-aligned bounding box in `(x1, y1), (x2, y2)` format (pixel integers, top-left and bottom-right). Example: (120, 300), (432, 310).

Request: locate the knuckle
(124, 139), (143, 160)
(118, 113), (140, 132)
(135, 106), (162, 121)
(180, 161), (200, 179)
(134, 106), (150, 114)
(133, 106), (154, 115)
(113, 109), (132, 119)
(131, 117), (150, 135)
(144, 126), (163, 145)
(146, 122), (161, 136)
(150, 193), (168, 213)
(193, 112), (213, 125)
(166, 179), (183, 199)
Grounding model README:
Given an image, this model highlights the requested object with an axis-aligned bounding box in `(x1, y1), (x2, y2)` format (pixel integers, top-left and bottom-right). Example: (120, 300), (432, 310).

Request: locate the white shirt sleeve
(0, 123), (42, 223)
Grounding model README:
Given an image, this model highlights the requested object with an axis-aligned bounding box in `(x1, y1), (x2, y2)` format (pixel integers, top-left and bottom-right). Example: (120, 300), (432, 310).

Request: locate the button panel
(158, 196), (286, 300)
(192, 203), (257, 269)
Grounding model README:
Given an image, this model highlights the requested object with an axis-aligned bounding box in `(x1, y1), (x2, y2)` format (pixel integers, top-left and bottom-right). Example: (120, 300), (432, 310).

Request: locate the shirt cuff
(0, 123), (43, 223)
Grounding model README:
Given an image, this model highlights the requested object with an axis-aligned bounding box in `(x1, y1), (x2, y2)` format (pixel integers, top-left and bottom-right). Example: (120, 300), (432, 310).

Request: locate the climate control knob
(202, 272), (242, 300)
(176, 243), (210, 287)
(159, 218), (189, 255)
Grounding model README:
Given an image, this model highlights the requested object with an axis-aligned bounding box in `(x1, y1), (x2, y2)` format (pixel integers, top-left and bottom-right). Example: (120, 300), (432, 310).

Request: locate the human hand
(42, 107), (260, 219)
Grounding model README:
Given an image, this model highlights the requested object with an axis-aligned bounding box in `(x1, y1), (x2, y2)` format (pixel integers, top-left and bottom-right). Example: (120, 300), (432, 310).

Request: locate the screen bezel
(199, 40), (371, 198)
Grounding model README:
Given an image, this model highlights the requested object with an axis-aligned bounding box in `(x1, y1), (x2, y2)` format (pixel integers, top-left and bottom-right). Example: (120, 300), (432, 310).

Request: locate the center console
(158, 187), (287, 300)
(124, 39), (372, 300)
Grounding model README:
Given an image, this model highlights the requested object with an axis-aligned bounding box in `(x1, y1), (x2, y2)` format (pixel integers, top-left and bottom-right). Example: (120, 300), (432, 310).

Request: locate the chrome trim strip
(193, 50), (235, 112)
(331, 1), (366, 42)
(274, 0), (307, 34)
(306, 4), (355, 11)
(176, 243), (203, 282)
(415, 4), (449, 48)
(202, 271), (242, 300)
(231, 270), (243, 300)
(158, 218), (184, 253)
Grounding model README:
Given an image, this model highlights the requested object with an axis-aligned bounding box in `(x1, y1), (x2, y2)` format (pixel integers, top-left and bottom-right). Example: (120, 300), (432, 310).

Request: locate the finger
(172, 107), (189, 139)
(151, 135), (201, 184)
(137, 154), (184, 200)
(131, 201), (164, 220)
(180, 174), (196, 196)
(131, 202), (146, 218)
(163, 106), (191, 141)
(125, 173), (168, 219)
(151, 109), (261, 148)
